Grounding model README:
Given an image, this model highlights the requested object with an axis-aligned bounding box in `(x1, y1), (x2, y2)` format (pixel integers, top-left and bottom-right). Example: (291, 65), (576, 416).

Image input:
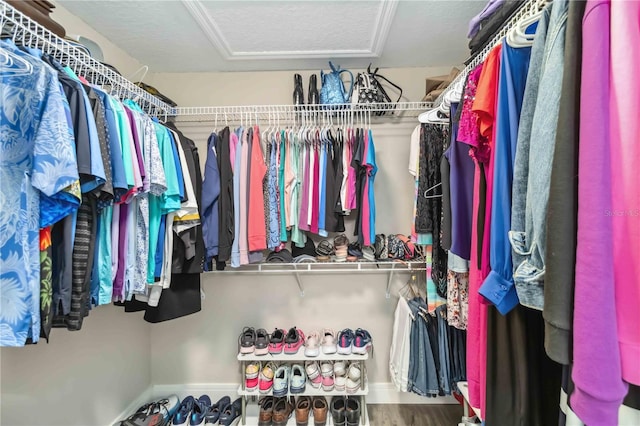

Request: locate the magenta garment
(610, 0), (640, 388)
(298, 144), (311, 231)
(347, 130), (357, 210)
(571, 1), (628, 424)
(239, 130), (250, 265)
(310, 146), (320, 234)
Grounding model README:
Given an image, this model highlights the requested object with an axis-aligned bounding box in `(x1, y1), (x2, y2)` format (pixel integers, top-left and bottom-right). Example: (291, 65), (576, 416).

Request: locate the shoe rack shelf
(206, 260), (427, 298)
(237, 349), (370, 425)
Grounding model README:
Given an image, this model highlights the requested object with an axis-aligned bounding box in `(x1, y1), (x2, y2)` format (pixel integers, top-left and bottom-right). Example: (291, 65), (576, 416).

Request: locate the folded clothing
(266, 249), (294, 263)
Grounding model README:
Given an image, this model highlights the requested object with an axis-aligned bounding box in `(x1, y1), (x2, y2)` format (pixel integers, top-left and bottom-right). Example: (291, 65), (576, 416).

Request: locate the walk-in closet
(1, 0), (639, 425)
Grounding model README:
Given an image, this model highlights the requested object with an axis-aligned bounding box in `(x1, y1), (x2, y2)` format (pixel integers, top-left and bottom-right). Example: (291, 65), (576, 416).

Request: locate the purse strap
(339, 68), (354, 101)
(371, 71), (403, 103)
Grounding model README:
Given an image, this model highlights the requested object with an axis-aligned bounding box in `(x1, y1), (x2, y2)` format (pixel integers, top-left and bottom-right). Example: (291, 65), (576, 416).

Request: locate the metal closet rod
(0, 0), (174, 118)
(173, 101), (434, 122)
(433, 0), (549, 108)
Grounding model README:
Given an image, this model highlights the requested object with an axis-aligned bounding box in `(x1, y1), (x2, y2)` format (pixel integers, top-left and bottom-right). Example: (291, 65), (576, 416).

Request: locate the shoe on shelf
(295, 396), (312, 426)
(321, 374), (334, 392)
(346, 397), (361, 426)
(290, 364), (307, 394)
(189, 395), (211, 426)
(218, 398), (242, 426)
(304, 330), (320, 357)
(305, 361), (321, 381)
(246, 377), (259, 392)
(273, 365), (291, 398)
(334, 375), (347, 392)
(171, 395), (195, 426)
(284, 327), (305, 354)
(204, 396), (230, 424)
(352, 329), (372, 355)
(333, 360), (346, 377)
(320, 329), (337, 354)
(346, 376), (360, 394)
(255, 328), (270, 356)
(258, 396), (275, 426)
(294, 74), (305, 106)
(120, 395), (180, 426)
(330, 397), (347, 426)
(312, 397), (328, 426)
(259, 361), (278, 394)
(246, 361), (260, 380)
(308, 74), (319, 105)
(269, 328), (286, 354)
(347, 363), (361, 382)
(272, 397), (295, 426)
(239, 327), (256, 354)
(337, 329), (354, 355)
(320, 361), (333, 378)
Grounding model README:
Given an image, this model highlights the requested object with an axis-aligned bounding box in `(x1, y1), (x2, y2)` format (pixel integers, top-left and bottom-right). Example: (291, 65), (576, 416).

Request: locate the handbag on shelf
(353, 64), (403, 116)
(320, 61), (354, 106)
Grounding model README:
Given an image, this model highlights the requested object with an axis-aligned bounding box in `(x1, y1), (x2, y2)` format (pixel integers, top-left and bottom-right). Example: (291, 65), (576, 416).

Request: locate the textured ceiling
(57, 0), (482, 73)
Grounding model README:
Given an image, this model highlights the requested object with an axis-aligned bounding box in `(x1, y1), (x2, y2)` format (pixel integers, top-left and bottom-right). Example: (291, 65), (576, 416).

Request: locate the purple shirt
(468, 0), (505, 38)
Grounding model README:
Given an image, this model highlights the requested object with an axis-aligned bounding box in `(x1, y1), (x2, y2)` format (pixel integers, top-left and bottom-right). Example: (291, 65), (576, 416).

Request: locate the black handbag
(353, 64), (403, 115)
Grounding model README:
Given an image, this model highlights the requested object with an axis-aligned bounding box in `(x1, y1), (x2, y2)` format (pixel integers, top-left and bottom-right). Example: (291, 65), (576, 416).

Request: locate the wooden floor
(367, 404), (464, 426)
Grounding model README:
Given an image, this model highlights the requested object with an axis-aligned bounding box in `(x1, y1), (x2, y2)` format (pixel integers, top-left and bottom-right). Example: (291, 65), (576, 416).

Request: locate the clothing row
(389, 281), (466, 398)
(436, 0), (640, 424)
(202, 125), (377, 269)
(0, 38), (204, 347)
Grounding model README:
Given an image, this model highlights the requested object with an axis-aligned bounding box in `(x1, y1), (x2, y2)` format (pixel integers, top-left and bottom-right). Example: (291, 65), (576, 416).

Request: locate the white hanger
(0, 45), (33, 76)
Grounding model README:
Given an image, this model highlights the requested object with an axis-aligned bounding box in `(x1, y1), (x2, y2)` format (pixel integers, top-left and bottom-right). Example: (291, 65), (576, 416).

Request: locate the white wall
(147, 66), (455, 106)
(0, 307), (151, 426)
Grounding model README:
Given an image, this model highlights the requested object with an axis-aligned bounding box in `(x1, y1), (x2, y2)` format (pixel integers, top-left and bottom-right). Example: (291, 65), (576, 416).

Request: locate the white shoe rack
(237, 348), (370, 425)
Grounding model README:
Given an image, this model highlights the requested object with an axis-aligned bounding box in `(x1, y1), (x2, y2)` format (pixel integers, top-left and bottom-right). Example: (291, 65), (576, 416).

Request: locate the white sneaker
(333, 360), (347, 377)
(320, 361), (333, 377)
(304, 330), (321, 357)
(346, 376), (361, 394)
(347, 362), (361, 381)
(321, 328), (337, 354)
(334, 375), (347, 392)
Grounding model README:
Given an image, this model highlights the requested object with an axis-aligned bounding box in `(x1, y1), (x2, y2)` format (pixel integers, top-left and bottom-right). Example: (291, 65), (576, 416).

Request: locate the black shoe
(330, 396), (347, 426)
(294, 74), (304, 105)
(346, 396), (360, 426)
(308, 74), (319, 104)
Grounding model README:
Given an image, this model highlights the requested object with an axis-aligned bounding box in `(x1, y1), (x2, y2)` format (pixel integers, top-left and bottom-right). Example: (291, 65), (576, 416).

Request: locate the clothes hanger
(0, 44), (33, 76)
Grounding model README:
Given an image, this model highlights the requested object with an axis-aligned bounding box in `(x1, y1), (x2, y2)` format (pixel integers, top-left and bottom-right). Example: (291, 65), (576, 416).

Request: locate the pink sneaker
(321, 375), (334, 391)
(284, 327), (305, 354)
(268, 328), (286, 354)
(259, 362), (277, 394)
(246, 377), (258, 391)
(304, 331), (320, 357)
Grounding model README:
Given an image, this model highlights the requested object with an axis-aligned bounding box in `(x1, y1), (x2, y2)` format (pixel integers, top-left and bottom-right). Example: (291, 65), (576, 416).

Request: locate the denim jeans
(407, 298), (440, 396)
(510, 0), (569, 310)
(436, 305), (452, 394)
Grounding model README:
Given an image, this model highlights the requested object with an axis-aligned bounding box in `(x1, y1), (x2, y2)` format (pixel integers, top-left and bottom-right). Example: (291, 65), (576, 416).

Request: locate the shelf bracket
(292, 265), (305, 297)
(385, 263), (397, 298)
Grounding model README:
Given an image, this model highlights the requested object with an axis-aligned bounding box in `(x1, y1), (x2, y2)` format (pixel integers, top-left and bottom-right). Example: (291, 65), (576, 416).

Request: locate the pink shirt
(239, 130), (250, 264)
(248, 127), (267, 251)
(229, 132), (238, 173)
(347, 130), (358, 210)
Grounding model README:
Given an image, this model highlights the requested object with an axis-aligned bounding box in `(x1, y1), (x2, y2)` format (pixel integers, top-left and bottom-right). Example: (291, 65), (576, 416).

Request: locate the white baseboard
(149, 382), (456, 405)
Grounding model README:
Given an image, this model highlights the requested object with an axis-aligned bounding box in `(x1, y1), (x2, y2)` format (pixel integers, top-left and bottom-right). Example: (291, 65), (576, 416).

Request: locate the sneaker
(204, 396), (230, 424)
(334, 375), (347, 392)
(308, 373), (322, 389)
(239, 327), (256, 354)
(172, 396), (195, 426)
(304, 331), (320, 357)
(284, 327), (305, 354)
(346, 397), (361, 426)
(259, 362), (278, 394)
(255, 328), (270, 356)
(190, 395), (211, 426)
(333, 360), (346, 377)
(218, 398), (242, 426)
(312, 397), (328, 426)
(320, 361), (333, 378)
(330, 397), (347, 426)
(347, 363), (361, 381)
(269, 328), (286, 354)
(245, 361), (260, 380)
(346, 376), (360, 394)
(321, 374), (334, 391)
(320, 329), (337, 354)
(295, 396), (312, 426)
(352, 329), (372, 355)
(273, 365), (291, 397)
(290, 364), (307, 394)
(246, 377), (259, 392)
(337, 329), (354, 355)
(305, 361), (320, 381)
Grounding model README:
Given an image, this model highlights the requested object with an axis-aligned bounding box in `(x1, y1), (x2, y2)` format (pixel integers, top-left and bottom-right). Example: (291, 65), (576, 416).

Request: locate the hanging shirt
(0, 40), (80, 346)
(239, 129), (250, 264)
(279, 130), (288, 242)
(298, 141), (310, 232)
(318, 138), (328, 237)
(365, 129), (378, 245)
(202, 133), (221, 263)
(248, 126), (268, 251)
(267, 137), (281, 250)
(231, 129), (243, 267)
(310, 142), (321, 235)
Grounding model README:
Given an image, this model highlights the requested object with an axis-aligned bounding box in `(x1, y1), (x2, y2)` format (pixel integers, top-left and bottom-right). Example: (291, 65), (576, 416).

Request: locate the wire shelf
(203, 260), (427, 275)
(0, 0), (174, 117)
(173, 101), (433, 122)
